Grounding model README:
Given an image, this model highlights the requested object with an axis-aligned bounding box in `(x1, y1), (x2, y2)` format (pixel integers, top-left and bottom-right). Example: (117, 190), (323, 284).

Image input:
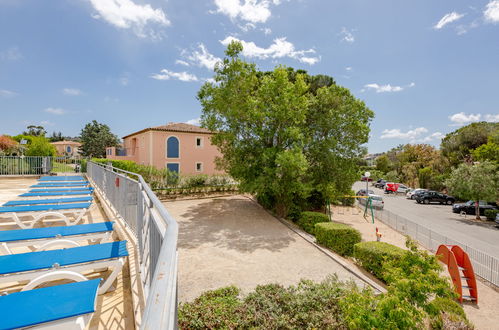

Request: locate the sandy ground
(332, 205), (499, 330)
(0, 177), (134, 330)
(164, 195), (369, 303)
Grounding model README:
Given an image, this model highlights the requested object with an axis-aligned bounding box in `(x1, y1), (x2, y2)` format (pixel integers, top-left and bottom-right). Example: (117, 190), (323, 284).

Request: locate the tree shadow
(177, 197), (295, 253)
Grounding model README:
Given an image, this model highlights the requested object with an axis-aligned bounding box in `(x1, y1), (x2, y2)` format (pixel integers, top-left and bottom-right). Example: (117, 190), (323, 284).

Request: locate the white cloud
(345, 66), (352, 71)
(151, 69), (199, 82)
(0, 46), (22, 61)
(213, 0), (276, 24)
(339, 27), (355, 43)
(120, 73), (130, 86)
(449, 112), (481, 126)
(185, 117), (201, 126)
(40, 120), (54, 126)
(183, 44), (222, 70)
(44, 107), (66, 115)
(88, 0), (170, 39)
(175, 59), (190, 66)
(62, 88), (82, 96)
(419, 132), (446, 143)
(363, 82), (415, 93)
(433, 12), (465, 29)
(220, 36), (320, 65)
(380, 127), (428, 140)
(484, 113), (499, 122)
(484, 0), (499, 23)
(0, 89), (17, 98)
(262, 27), (272, 35)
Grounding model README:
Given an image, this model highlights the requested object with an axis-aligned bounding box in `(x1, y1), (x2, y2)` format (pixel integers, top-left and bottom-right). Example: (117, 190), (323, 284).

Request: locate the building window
(166, 136), (179, 158)
(106, 149), (111, 156)
(66, 146), (72, 153)
(196, 137), (203, 147)
(167, 163), (180, 174)
(196, 162), (203, 172)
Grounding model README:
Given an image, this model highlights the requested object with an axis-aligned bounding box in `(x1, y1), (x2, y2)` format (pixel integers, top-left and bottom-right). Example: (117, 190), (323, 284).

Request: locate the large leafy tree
(198, 41), (374, 217)
(441, 122), (499, 166)
(79, 120), (119, 158)
(24, 136), (56, 156)
(445, 161), (499, 219)
(23, 125), (46, 137)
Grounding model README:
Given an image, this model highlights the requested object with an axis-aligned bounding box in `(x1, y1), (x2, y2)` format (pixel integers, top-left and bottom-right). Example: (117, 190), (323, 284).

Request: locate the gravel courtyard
(164, 195), (370, 302)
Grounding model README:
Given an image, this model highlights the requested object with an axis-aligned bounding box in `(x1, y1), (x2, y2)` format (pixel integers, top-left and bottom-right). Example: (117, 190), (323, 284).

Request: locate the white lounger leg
(98, 258), (125, 294)
(36, 239), (81, 251)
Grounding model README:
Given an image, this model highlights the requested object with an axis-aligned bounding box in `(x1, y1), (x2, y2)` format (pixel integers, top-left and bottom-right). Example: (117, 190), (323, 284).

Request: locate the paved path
(164, 195), (369, 302)
(353, 182), (499, 259)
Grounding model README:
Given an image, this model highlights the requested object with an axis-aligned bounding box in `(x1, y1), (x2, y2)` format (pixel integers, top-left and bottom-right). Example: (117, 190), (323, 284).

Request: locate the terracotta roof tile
(50, 141), (81, 146)
(122, 122), (213, 139)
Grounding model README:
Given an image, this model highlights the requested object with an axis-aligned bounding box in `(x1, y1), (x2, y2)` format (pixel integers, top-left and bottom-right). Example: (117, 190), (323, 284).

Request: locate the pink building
(106, 123), (223, 175)
(51, 140), (81, 157)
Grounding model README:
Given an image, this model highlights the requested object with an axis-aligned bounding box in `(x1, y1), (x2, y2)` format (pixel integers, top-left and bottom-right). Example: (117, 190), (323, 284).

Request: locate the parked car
(374, 179), (386, 189)
(416, 191), (455, 205)
(356, 189), (374, 196)
(361, 176), (373, 182)
(406, 188), (427, 200)
(359, 194), (384, 209)
(384, 182), (398, 194)
(452, 200), (498, 216)
(395, 184), (410, 194)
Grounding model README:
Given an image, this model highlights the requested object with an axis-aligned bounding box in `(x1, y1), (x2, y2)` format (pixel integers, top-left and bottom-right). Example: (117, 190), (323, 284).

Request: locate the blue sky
(0, 0), (498, 153)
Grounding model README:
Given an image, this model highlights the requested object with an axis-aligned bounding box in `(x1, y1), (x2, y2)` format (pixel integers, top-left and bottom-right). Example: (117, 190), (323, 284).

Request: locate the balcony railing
(86, 161), (178, 329)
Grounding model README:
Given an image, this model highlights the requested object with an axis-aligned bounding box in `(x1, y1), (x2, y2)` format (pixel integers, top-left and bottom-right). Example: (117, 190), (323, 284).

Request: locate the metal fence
(363, 204), (499, 287)
(0, 156), (82, 175)
(86, 161), (179, 329)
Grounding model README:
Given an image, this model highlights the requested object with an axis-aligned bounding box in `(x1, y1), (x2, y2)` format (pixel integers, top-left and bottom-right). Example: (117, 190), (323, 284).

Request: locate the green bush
(353, 241), (405, 282)
(297, 211), (329, 234)
(484, 209), (498, 220)
(183, 174), (208, 188)
(428, 297), (471, 329)
(178, 286), (243, 329)
(314, 222), (361, 256)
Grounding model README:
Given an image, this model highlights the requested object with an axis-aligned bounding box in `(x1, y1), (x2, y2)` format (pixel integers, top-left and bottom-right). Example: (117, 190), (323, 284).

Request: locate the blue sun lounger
(39, 176), (85, 181)
(0, 222), (114, 255)
(3, 196), (93, 206)
(20, 191), (93, 197)
(0, 202), (92, 229)
(0, 241), (128, 295)
(29, 187), (94, 193)
(0, 279), (100, 329)
(31, 182), (90, 188)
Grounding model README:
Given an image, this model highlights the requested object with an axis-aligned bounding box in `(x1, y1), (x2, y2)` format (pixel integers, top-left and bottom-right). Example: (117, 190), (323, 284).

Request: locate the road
(353, 182), (499, 259)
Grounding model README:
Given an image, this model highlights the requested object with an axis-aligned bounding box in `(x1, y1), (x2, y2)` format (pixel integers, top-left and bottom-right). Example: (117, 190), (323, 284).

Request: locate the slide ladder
(436, 245), (478, 304)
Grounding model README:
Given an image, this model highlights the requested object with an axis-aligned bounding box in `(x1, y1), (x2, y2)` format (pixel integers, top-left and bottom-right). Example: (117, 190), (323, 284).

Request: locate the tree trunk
(475, 201), (481, 220)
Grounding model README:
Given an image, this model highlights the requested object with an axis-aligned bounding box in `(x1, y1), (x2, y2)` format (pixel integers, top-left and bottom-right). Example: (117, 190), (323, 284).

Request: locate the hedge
(353, 241), (405, 282)
(484, 209), (498, 221)
(297, 211), (329, 234)
(314, 222), (361, 256)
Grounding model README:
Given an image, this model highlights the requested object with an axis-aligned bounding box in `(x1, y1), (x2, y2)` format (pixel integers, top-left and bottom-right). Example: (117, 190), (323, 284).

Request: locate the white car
(406, 188), (427, 200)
(359, 194), (384, 209)
(396, 184), (411, 194)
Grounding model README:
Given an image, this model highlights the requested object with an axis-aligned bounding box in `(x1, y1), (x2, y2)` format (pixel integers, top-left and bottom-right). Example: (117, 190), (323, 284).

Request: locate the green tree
(199, 41), (374, 217)
(472, 140), (499, 163)
(79, 120), (119, 158)
(24, 136), (56, 156)
(446, 161), (499, 219)
(375, 154), (391, 173)
(23, 125), (46, 137)
(441, 122), (499, 166)
(48, 131), (64, 142)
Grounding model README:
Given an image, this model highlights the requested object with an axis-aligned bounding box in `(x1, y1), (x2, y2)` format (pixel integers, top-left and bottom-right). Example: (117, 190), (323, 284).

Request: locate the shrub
(314, 222), (361, 256)
(484, 209), (498, 221)
(428, 297), (471, 329)
(183, 174), (208, 188)
(353, 241), (405, 282)
(297, 211), (329, 234)
(178, 286), (243, 329)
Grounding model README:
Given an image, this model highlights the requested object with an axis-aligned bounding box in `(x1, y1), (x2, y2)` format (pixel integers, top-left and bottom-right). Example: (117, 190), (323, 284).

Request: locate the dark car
(374, 179), (386, 189)
(452, 200), (498, 216)
(356, 189), (374, 196)
(416, 191), (455, 205)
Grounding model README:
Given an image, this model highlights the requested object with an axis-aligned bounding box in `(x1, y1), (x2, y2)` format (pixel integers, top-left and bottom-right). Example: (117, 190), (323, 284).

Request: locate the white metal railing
(0, 156), (82, 175)
(359, 203), (499, 287)
(86, 161), (178, 329)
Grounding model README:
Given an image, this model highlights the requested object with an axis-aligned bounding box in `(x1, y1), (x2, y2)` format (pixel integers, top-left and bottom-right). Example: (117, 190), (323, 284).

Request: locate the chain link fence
(362, 203), (499, 287)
